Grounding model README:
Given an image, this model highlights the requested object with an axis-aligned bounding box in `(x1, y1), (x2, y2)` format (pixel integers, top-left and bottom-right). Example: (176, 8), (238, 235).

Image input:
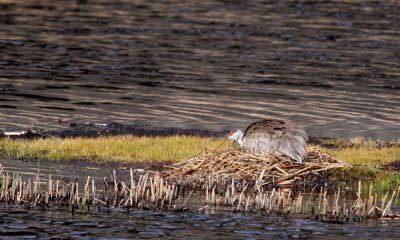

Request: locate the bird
(228, 119), (308, 163)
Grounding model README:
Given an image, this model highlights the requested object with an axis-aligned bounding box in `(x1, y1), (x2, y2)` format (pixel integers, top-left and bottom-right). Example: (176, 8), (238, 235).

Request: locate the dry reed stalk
(395, 185), (400, 207)
(48, 175), (52, 198)
(236, 184), (248, 211)
(129, 168), (134, 206)
(92, 179), (96, 205)
(34, 174), (40, 197)
(84, 176), (90, 205)
(75, 182), (79, 203)
(182, 189), (194, 208)
(382, 190), (396, 217)
(381, 192), (388, 210)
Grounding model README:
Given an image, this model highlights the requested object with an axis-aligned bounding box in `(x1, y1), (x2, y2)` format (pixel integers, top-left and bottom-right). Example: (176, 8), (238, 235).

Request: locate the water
(0, 0), (399, 139)
(0, 158), (136, 184)
(0, 207), (400, 239)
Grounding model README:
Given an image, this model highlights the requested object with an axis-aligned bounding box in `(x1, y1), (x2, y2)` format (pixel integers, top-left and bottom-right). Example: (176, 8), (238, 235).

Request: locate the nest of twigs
(164, 146), (347, 188)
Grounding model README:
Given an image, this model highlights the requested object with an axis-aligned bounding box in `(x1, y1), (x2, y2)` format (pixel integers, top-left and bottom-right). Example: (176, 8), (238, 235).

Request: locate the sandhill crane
(228, 119), (308, 163)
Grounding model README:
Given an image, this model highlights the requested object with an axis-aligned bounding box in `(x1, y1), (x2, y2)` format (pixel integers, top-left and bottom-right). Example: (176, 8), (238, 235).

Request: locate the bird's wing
(278, 124), (308, 162)
(243, 119), (308, 162)
(278, 133), (307, 163)
(242, 119), (286, 155)
(243, 119), (286, 139)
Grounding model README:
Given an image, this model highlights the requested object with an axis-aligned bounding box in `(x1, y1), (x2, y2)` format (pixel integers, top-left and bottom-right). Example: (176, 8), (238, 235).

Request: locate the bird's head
(228, 129), (244, 144)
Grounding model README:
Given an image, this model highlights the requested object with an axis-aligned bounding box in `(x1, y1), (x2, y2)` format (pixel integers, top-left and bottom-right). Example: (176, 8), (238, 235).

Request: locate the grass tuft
(330, 147), (400, 165)
(310, 137), (400, 165)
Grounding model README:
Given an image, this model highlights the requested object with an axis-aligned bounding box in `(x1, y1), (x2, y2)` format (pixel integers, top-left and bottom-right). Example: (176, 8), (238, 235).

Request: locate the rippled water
(0, 0), (399, 139)
(0, 207), (400, 239)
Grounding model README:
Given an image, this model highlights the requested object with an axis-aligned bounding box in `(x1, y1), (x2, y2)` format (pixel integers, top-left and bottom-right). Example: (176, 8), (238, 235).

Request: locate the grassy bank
(331, 147), (400, 165)
(0, 135), (225, 162)
(0, 135), (400, 194)
(314, 137), (400, 165)
(0, 135), (399, 164)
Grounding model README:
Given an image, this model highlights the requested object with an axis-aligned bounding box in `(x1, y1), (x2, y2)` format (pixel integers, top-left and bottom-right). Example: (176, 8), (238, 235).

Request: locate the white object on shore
(4, 131), (27, 136)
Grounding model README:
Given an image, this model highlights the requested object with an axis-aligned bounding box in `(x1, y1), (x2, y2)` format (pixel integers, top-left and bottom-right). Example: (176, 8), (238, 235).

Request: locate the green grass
(0, 135), (225, 162)
(310, 137), (400, 165)
(330, 147), (400, 165)
(0, 135), (399, 165)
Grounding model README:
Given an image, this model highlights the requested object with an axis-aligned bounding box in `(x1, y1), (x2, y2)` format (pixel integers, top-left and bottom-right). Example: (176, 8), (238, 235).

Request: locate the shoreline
(2, 121), (399, 141)
(0, 122), (226, 139)
(1, 122), (399, 165)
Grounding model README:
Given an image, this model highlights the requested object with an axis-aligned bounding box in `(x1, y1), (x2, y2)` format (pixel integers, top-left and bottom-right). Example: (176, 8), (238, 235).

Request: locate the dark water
(1, 207), (400, 240)
(0, 0), (399, 139)
(0, 158), (138, 184)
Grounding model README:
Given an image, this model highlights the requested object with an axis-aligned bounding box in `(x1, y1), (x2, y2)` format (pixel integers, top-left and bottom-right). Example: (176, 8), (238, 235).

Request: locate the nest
(164, 146), (347, 188)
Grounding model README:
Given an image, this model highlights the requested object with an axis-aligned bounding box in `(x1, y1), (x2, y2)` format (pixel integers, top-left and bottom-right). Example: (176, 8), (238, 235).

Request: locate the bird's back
(242, 119), (308, 163)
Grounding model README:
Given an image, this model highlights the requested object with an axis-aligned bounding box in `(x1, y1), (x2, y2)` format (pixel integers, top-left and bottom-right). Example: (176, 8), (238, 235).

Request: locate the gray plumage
(228, 119), (308, 163)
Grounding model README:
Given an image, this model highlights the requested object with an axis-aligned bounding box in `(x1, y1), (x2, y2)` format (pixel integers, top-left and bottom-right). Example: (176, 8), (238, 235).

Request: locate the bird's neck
(237, 133), (244, 146)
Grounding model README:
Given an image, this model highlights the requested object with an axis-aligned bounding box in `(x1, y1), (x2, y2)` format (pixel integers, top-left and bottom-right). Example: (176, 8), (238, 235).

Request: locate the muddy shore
(0, 122), (225, 138)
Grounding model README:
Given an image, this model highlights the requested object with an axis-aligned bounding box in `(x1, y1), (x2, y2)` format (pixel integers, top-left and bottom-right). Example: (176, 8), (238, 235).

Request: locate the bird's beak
(211, 132), (233, 154)
(225, 131), (233, 139)
(225, 131), (236, 140)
